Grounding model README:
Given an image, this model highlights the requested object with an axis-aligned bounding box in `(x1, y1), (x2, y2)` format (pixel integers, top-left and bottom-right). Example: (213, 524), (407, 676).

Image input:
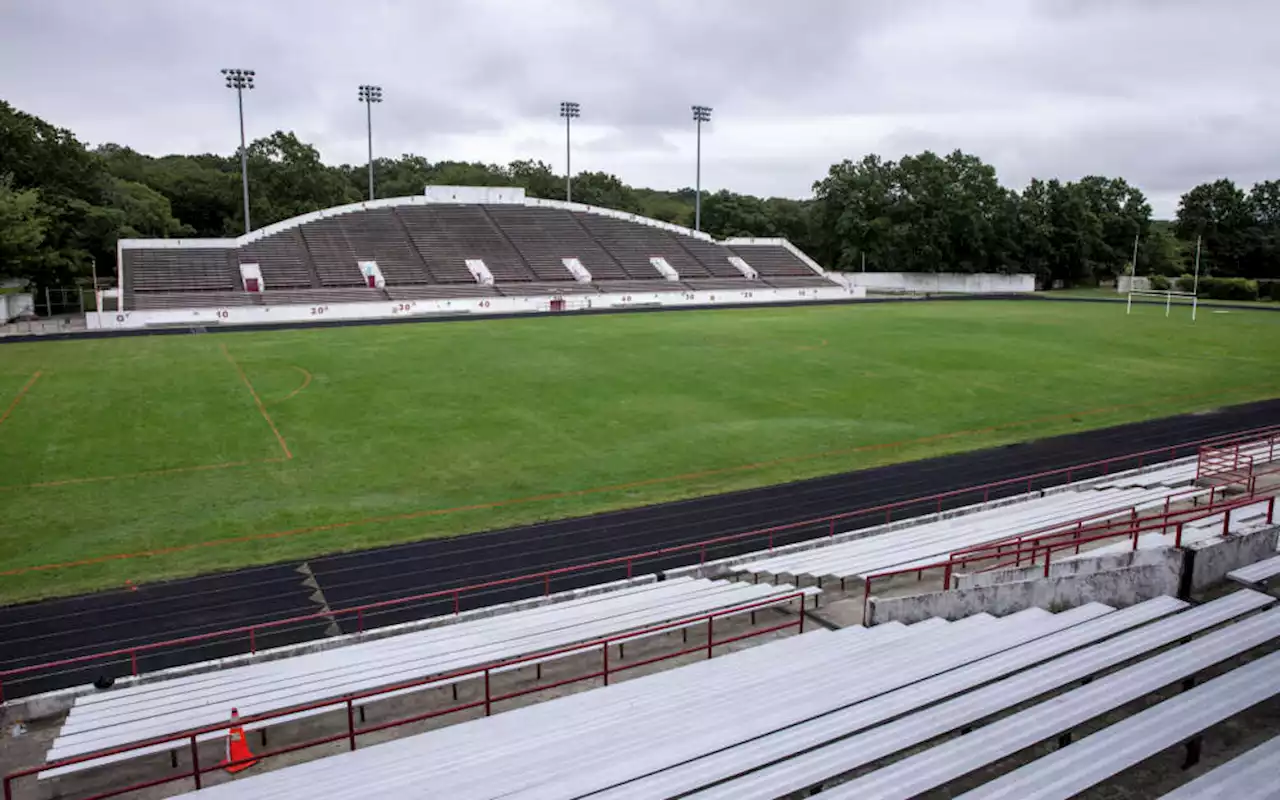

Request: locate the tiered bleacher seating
(677, 237), (746, 278)
(736, 477), (1204, 585)
(43, 577), (808, 779)
(400, 205), (534, 283)
(130, 292), (260, 310)
(1159, 734), (1280, 798)
(385, 285), (498, 300)
(240, 230), (316, 288)
(482, 206), (606, 282)
(262, 287), (386, 305)
(125, 249), (239, 292)
(298, 217), (366, 287)
(183, 590), (1280, 799)
(497, 282), (600, 296)
(572, 213), (699, 279)
(728, 243), (821, 277)
(338, 208), (431, 285)
(119, 199), (842, 312)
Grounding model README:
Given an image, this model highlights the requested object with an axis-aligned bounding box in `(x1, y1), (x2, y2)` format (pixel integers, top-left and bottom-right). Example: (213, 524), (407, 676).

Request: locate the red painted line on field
(0, 370), (42, 428)
(273, 366), (312, 405)
(221, 342), (293, 460)
(0, 458), (287, 493)
(2, 379), (1276, 579)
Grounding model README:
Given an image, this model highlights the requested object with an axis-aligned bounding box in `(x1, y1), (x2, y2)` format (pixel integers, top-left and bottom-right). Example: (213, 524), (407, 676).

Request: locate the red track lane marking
(0, 458), (286, 493)
(272, 366), (313, 406)
(2, 379), (1276, 578)
(0, 370), (42, 428)
(221, 343), (293, 460)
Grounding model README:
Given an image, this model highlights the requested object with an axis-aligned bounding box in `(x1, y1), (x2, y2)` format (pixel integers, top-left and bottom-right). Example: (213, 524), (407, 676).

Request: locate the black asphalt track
(1, 397), (1276, 701)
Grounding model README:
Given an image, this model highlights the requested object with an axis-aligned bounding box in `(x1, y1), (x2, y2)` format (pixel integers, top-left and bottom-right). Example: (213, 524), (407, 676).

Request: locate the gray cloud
(2, 0), (1279, 215)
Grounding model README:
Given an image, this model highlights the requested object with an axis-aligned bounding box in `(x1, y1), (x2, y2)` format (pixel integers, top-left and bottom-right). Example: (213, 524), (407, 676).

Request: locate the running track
(1, 398), (1277, 700)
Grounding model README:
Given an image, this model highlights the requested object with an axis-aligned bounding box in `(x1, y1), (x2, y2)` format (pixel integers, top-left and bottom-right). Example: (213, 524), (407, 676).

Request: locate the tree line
(2, 99), (1279, 293)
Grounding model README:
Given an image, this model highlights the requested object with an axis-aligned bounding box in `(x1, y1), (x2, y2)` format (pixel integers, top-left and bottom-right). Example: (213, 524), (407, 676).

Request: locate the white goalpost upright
(1126, 234), (1202, 321)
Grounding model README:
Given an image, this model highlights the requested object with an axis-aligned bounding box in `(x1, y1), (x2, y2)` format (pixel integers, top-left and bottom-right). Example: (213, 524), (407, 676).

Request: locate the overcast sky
(2, 0), (1277, 217)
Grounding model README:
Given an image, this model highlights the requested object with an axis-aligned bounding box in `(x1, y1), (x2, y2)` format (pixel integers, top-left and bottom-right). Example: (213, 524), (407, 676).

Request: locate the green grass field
(1, 300), (1278, 604)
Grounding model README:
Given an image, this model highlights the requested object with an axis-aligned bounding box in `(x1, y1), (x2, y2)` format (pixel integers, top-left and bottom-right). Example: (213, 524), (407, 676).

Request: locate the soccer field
(1, 300), (1278, 603)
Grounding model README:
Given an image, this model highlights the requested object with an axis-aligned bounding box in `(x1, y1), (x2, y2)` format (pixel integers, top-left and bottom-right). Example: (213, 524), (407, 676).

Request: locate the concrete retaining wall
(956, 546), (1176, 589)
(869, 522), (1279, 626)
(1190, 524), (1280, 591)
(836, 272), (1035, 294)
(868, 549), (1184, 625)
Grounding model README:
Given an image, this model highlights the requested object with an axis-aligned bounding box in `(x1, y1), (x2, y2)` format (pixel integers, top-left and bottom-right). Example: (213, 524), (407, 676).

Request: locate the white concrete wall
(868, 549), (1185, 625)
(836, 272), (1035, 294)
(1, 293), (34, 322)
(1190, 524), (1280, 591)
(956, 546), (1176, 589)
(868, 522), (1279, 625)
(86, 285), (862, 331)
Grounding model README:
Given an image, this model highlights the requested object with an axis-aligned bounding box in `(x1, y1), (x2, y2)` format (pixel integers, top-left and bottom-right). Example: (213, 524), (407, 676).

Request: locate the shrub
(1264, 281), (1280, 301)
(1198, 277), (1259, 301)
(1176, 274), (1196, 293)
(1149, 275), (1171, 291)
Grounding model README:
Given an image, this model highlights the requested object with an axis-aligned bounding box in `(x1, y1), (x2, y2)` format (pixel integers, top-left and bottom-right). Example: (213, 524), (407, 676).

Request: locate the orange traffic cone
(222, 707), (258, 774)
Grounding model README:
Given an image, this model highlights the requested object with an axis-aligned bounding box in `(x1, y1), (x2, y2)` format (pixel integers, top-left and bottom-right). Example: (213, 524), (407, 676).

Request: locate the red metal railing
(2, 591), (805, 800)
(1196, 429), (1280, 480)
(858, 492), (1277, 616)
(3, 423), (1277, 702)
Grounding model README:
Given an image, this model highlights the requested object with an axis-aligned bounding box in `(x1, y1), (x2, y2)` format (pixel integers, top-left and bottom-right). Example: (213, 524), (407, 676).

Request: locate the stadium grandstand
(6, 427), (1279, 799)
(101, 186), (853, 329)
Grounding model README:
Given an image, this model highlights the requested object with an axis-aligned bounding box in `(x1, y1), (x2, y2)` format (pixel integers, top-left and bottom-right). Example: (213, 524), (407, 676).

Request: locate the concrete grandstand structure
(92, 186), (858, 331)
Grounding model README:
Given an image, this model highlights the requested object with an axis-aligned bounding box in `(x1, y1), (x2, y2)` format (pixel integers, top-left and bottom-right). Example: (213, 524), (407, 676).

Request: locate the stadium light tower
(560, 101), (580, 203)
(222, 68), (255, 234)
(692, 105), (712, 231)
(358, 85), (383, 201)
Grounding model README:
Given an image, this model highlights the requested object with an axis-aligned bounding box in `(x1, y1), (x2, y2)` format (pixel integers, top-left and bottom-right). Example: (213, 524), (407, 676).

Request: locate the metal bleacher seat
(818, 594), (1280, 799)
(496, 282), (601, 296)
(740, 485), (1195, 584)
(240, 230), (317, 288)
(385, 284), (497, 300)
(126, 248), (240, 293)
(483, 206), (614, 282)
(338, 208), (432, 285)
(130, 292), (261, 310)
(681, 278), (769, 292)
(43, 577), (806, 779)
(396, 205), (534, 283)
(298, 217), (366, 287)
(765, 275), (840, 288)
(1159, 734), (1280, 799)
(177, 604), (1113, 799)
(728, 243), (820, 277)
(674, 236), (745, 278)
(956, 653), (1280, 799)
(1228, 553), (1280, 589)
(572, 212), (697, 280)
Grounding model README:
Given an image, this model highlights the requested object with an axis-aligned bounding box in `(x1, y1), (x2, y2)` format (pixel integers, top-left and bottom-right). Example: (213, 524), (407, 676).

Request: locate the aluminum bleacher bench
(685, 590), (1272, 800)
(178, 607), (1065, 799)
(1227, 552), (1280, 588)
(1159, 734), (1280, 799)
(603, 597), (1185, 799)
(40, 577), (806, 779)
(956, 651), (1280, 799)
(813, 593), (1280, 800)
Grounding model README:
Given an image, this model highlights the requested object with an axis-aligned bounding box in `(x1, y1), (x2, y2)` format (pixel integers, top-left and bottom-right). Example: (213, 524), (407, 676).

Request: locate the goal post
(1126, 289), (1198, 320)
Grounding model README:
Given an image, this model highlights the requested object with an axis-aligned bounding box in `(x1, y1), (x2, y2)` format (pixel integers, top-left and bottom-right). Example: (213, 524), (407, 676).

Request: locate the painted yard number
(394, 303), (414, 313)
(310, 306), (329, 316)
(479, 300), (491, 308)
(216, 310), (230, 319)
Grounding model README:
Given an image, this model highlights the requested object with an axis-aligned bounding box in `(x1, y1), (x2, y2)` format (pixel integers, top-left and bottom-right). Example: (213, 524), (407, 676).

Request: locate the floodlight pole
(358, 85), (383, 201)
(692, 106), (712, 231)
(1192, 235), (1202, 322)
(222, 68), (256, 234)
(560, 101), (580, 203)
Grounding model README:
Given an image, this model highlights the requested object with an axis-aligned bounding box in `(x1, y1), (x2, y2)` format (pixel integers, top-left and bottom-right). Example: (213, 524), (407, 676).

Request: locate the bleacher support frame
(2, 425), (1276, 703)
